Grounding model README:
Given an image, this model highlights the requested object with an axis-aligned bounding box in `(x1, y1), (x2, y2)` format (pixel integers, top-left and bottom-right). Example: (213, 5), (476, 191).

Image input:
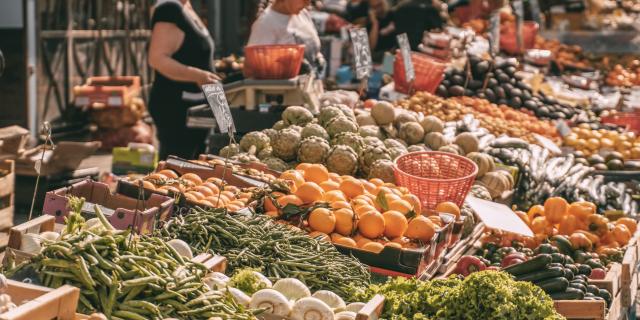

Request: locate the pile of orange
(139, 170), (253, 212)
(265, 163), (460, 253)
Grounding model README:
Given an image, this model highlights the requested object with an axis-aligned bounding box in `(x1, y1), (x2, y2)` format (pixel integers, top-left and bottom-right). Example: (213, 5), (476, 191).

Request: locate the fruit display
(435, 55), (583, 121)
(214, 54), (244, 80)
(195, 157), (278, 182)
(396, 91), (560, 143)
(533, 37), (593, 71)
(563, 123), (640, 169)
(606, 60), (640, 87)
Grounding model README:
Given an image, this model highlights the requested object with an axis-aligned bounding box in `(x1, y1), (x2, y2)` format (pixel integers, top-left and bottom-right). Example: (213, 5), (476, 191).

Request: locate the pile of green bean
(6, 230), (257, 320)
(158, 208), (371, 298)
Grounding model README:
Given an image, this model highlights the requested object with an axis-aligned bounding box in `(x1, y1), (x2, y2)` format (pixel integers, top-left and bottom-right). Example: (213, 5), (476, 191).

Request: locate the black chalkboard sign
(396, 33), (415, 82)
(201, 83), (235, 134)
(349, 27), (372, 79)
(488, 12), (501, 56)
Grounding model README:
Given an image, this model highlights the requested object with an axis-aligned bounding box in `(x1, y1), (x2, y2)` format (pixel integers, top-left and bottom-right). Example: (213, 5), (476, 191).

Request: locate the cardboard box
(15, 141), (100, 176)
(112, 145), (158, 175)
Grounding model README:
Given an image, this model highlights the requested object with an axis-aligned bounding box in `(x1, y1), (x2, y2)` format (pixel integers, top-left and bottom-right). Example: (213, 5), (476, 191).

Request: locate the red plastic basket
(394, 151), (478, 210)
(393, 51), (446, 94)
(243, 44), (305, 79)
(500, 22), (539, 55)
(601, 112), (640, 135)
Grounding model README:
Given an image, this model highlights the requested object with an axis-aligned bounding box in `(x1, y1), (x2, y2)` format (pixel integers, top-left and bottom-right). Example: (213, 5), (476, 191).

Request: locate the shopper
(148, 0), (217, 159)
(248, 0), (326, 76)
(392, 0), (444, 50)
(367, 0), (395, 55)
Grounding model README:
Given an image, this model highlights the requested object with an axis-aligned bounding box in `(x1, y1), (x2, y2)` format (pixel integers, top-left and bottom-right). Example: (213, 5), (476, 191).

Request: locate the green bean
(112, 310), (148, 320)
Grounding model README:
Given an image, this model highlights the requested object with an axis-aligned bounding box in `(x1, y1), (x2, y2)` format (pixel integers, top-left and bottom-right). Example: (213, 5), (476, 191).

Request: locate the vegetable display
(563, 123), (640, 167)
(158, 207), (371, 298)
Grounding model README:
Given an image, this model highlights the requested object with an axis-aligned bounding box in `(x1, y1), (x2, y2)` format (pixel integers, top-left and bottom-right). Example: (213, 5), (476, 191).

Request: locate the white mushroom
(252, 271), (273, 288)
(291, 297), (334, 320)
(0, 274), (8, 293)
(166, 239), (193, 259)
(225, 287), (251, 307)
(203, 272), (230, 290)
(249, 289), (292, 316)
(272, 278), (311, 302)
(39, 231), (60, 241)
(312, 290), (346, 311)
(345, 302), (365, 313)
(335, 311), (357, 320)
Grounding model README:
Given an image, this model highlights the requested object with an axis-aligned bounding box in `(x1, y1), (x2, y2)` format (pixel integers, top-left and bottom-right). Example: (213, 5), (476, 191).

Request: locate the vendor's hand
(195, 70), (221, 86)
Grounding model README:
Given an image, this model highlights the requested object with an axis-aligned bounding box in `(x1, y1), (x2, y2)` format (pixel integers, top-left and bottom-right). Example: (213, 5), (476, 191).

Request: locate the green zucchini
(587, 285), (600, 295)
(551, 253), (566, 265)
(550, 288), (584, 300)
(565, 255), (575, 264)
(564, 264), (578, 275)
(504, 254), (552, 276)
(585, 259), (604, 269)
(516, 267), (564, 282)
(573, 250), (590, 264)
(535, 244), (555, 254)
(534, 277), (569, 294)
(549, 263), (564, 269)
(576, 264), (592, 276)
(598, 289), (612, 307)
(551, 236), (574, 256)
(563, 268), (574, 281)
(568, 283), (587, 293)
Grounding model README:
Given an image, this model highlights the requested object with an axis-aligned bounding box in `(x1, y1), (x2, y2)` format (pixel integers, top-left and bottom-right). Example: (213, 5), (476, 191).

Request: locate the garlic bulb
(291, 297), (334, 320)
(272, 278), (311, 302)
(312, 290), (346, 311)
(335, 311), (357, 320)
(39, 231), (60, 241)
(345, 302), (365, 313)
(225, 287), (251, 306)
(166, 239), (193, 259)
(249, 289), (291, 316)
(20, 233), (42, 254)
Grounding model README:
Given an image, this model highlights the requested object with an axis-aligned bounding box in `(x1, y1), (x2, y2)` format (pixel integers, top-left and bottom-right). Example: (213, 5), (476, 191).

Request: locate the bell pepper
(453, 256), (486, 276)
(527, 205), (545, 221)
(558, 214), (579, 235)
(575, 230), (600, 247)
(568, 201), (596, 220)
(531, 216), (553, 236)
(612, 224), (632, 246)
(544, 197), (569, 224)
(615, 217), (637, 235)
(588, 215), (610, 236)
(569, 232), (593, 251)
(501, 252), (528, 268)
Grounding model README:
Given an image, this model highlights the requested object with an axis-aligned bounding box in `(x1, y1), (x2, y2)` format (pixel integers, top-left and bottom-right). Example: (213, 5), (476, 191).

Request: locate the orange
(201, 182), (221, 194)
(183, 193), (198, 202)
(388, 200), (413, 215)
(333, 237), (357, 248)
(359, 211), (385, 239)
(385, 242), (403, 249)
(319, 180), (340, 192)
(308, 231), (330, 242)
(330, 233), (345, 242)
(308, 208), (336, 234)
(186, 191), (205, 201)
(435, 201), (460, 218)
(181, 173), (203, 185)
(158, 169), (179, 179)
(354, 205), (378, 217)
(340, 179), (365, 199)
(224, 185), (240, 193)
(353, 195), (374, 205)
(356, 237), (373, 248)
(361, 242), (384, 253)
(226, 204), (242, 212)
(329, 173), (341, 182)
(221, 190), (236, 201)
(198, 200), (215, 208)
(362, 180), (376, 194)
(193, 185), (215, 198)
(276, 195), (303, 208)
(323, 190), (347, 202)
(295, 182), (325, 204)
(402, 194), (422, 214)
(280, 170), (305, 188)
(331, 201), (351, 210)
(334, 208), (357, 236)
(265, 210), (279, 218)
(205, 177), (224, 186)
(141, 180), (156, 190)
(369, 178), (384, 186)
(405, 216), (436, 242)
(382, 211), (409, 238)
(351, 198), (373, 210)
(264, 192), (284, 212)
(296, 163), (312, 171)
(304, 164), (330, 184)
(375, 186), (394, 197)
(427, 215), (443, 227)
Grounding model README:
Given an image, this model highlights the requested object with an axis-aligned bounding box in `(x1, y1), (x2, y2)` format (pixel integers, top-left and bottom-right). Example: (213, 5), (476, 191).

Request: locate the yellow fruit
(319, 180), (340, 192)
(405, 216), (436, 242)
(356, 237), (373, 248)
(280, 170), (305, 189)
(360, 242), (384, 253)
(308, 231), (330, 242)
(435, 201), (461, 218)
(340, 178), (365, 199)
(295, 182), (324, 204)
(333, 236), (357, 248)
(384, 242), (403, 249)
(388, 199), (413, 215)
(304, 164), (330, 184)
(323, 190), (347, 202)
(308, 208), (336, 234)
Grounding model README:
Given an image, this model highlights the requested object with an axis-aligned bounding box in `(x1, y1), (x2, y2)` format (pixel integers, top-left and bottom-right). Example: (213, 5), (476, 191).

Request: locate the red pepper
(486, 266), (501, 271)
(589, 268), (606, 280)
(453, 256), (487, 276)
(501, 252), (528, 268)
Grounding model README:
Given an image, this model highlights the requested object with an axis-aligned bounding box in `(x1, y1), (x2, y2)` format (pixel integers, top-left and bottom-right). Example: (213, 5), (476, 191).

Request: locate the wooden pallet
(0, 160), (15, 231)
(555, 299), (607, 320)
(0, 280), (79, 320)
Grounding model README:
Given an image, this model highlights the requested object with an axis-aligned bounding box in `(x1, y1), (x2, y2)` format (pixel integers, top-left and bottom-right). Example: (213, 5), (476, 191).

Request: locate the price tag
(513, 0), (524, 52)
(349, 27), (372, 79)
(555, 120), (571, 137)
(530, 0), (542, 25)
(466, 196), (534, 237)
(534, 134), (562, 155)
(201, 83), (235, 134)
(396, 33), (415, 82)
(488, 12), (501, 56)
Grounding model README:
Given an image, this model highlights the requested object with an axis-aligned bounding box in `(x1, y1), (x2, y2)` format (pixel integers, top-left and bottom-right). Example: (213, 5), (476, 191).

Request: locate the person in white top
(248, 0), (326, 77)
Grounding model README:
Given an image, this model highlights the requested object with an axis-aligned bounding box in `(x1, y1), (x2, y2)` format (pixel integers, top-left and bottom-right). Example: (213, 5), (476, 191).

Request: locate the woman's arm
(368, 10), (380, 50)
(148, 22), (219, 85)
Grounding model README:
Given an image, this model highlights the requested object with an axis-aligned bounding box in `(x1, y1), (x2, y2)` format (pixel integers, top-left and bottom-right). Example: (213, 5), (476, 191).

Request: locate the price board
(201, 83), (235, 134)
(488, 12), (501, 56)
(396, 33), (415, 82)
(349, 27), (372, 79)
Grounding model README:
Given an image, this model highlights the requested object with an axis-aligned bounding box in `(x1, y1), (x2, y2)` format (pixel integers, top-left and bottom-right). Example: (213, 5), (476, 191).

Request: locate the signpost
(349, 27), (372, 97)
(202, 83), (235, 134)
(396, 33), (415, 94)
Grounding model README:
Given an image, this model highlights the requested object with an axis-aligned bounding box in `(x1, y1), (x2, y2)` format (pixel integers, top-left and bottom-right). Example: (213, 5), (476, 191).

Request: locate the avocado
(451, 75), (465, 86)
(436, 85), (448, 97)
(587, 154), (605, 165)
(604, 151), (624, 163)
(468, 79), (483, 90)
(487, 78), (498, 87)
(509, 97), (523, 108)
(510, 88), (523, 98)
(441, 79), (451, 87)
(504, 66), (517, 76)
(497, 73), (510, 83)
(524, 100), (537, 109)
(473, 61), (490, 78)
(607, 159), (624, 170)
(553, 112), (566, 119)
(573, 150), (585, 158)
(495, 87), (507, 99)
(485, 88), (496, 102)
(448, 85), (465, 97)
(517, 82), (532, 91)
(476, 92), (486, 99)
(593, 163), (608, 171)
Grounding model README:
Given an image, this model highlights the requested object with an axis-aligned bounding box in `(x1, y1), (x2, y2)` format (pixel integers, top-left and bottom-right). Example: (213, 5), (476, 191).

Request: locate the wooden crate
(621, 232), (640, 308)
(3, 215), (57, 266)
(0, 160), (15, 230)
(0, 279), (79, 320)
(591, 263), (622, 297)
(555, 299), (607, 320)
(606, 292), (623, 320)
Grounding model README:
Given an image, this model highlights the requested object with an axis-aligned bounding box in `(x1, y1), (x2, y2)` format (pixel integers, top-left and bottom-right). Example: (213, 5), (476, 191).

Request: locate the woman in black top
(148, 0), (218, 159)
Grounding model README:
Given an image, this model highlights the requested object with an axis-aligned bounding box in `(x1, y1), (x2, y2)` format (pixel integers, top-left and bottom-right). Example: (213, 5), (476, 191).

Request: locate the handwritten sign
(513, 0), (524, 52)
(466, 196), (534, 237)
(534, 133), (562, 155)
(202, 83), (235, 134)
(555, 120), (572, 137)
(349, 27), (372, 79)
(488, 12), (501, 56)
(396, 33), (415, 82)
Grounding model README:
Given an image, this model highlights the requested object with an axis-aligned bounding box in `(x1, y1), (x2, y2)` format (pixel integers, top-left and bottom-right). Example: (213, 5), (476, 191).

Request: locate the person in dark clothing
(392, 0), (444, 50)
(148, 0), (217, 160)
(345, 0), (370, 25)
(367, 0), (395, 54)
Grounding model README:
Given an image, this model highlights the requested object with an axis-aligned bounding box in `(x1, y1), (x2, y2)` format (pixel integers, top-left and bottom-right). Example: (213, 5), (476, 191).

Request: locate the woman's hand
(195, 70), (221, 86)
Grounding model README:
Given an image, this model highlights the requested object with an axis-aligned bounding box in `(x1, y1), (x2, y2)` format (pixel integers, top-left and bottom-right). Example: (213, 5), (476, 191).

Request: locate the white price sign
(396, 33), (415, 82)
(349, 27), (372, 79)
(202, 83), (235, 134)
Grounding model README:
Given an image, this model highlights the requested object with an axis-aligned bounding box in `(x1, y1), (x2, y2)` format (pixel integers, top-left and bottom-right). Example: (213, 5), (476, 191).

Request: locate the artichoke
(239, 131), (270, 155)
(398, 122), (425, 145)
(262, 128), (278, 142)
(359, 125), (385, 139)
(301, 123), (329, 140)
(257, 146), (273, 160)
(326, 145), (359, 175)
(326, 116), (358, 138)
(359, 145), (391, 176)
(407, 144), (430, 152)
(282, 106), (314, 126)
(262, 157), (289, 172)
(273, 120), (287, 130)
(388, 147), (407, 160)
(272, 128), (302, 161)
(371, 101), (395, 125)
(219, 143), (240, 158)
(335, 104), (357, 122)
(384, 138), (408, 150)
(368, 159), (396, 183)
(288, 125), (303, 133)
(297, 136), (331, 164)
(331, 132), (364, 153)
(231, 152), (260, 164)
(394, 111), (418, 128)
(318, 105), (344, 126)
(362, 136), (385, 149)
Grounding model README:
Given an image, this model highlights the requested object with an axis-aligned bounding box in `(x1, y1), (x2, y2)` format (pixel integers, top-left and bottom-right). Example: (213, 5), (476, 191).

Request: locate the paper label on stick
(513, 0), (524, 52)
(489, 12), (501, 56)
(349, 27), (372, 79)
(466, 196), (534, 237)
(396, 33), (415, 82)
(534, 134), (562, 155)
(201, 83), (235, 134)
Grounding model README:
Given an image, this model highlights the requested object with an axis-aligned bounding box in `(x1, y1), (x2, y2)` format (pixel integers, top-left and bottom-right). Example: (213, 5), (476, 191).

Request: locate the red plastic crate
(394, 151), (478, 210)
(394, 51), (446, 94)
(73, 76), (141, 107)
(601, 112), (640, 135)
(243, 44), (305, 80)
(500, 22), (539, 55)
